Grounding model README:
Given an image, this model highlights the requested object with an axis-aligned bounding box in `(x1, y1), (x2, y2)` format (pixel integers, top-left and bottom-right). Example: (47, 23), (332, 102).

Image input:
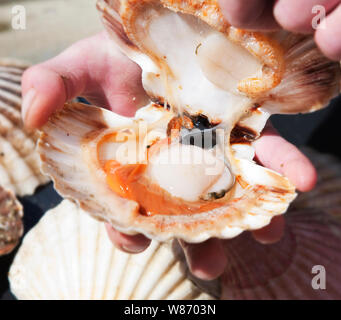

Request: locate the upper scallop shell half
(9, 199), (213, 300)
(0, 58), (49, 196)
(98, 0), (340, 119)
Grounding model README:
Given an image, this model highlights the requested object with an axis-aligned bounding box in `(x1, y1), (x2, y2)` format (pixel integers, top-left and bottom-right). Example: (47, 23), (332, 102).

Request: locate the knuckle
(315, 30), (341, 60)
(274, 1), (311, 32)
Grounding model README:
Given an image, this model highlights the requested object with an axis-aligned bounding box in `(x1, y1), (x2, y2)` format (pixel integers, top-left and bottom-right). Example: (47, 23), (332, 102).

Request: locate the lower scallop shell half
(0, 58), (49, 196)
(9, 199), (214, 300)
(0, 185), (23, 256)
(218, 148), (341, 300)
(38, 102), (296, 243)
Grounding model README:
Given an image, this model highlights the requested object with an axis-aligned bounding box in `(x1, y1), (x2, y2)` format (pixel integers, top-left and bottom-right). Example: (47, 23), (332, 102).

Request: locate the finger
(179, 239), (227, 281)
(274, 0), (340, 33)
(218, 0), (279, 30)
(252, 215), (285, 244)
(105, 223), (151, 254)
(254, 125), (317, 192)
(315, 4), (341, 60)
(22, 64), (83, 129)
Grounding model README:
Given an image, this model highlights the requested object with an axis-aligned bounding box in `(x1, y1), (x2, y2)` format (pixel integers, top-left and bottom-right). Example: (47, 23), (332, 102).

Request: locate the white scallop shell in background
(0, 185), (23, 256)
(0, 58), (49, 196)
(9, 200), (214, 300)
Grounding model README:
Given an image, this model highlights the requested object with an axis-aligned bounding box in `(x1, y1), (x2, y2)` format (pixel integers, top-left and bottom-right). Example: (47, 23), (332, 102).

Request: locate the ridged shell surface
(9, 200), (214, 300)
(220, 210), (341, 299)
(292, 148), (341, 216)
(218, 149), (341, 300)
(0, 58), (49, 196)
(38, 102), (296, 243)
(0, 185), (23, 256)
(9, 150), (341, 300)
(98, 0), (340, 118)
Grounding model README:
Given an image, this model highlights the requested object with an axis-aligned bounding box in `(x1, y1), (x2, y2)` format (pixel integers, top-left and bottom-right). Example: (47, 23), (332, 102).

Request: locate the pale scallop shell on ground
(9, 200), (214, 300)
(0, 185), (23, 256)
(216, 149), (341, 300)
(0, 58), (49, 196)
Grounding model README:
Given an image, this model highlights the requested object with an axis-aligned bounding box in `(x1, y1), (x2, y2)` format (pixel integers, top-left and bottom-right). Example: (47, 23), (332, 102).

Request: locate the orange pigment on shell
(99, 135), (226, 216)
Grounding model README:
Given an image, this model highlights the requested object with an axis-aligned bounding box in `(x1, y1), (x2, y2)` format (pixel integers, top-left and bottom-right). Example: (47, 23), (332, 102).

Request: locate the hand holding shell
(36, 0), (341, 242)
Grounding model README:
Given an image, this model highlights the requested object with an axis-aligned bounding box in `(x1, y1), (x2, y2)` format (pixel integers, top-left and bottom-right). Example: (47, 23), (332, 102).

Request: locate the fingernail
(121, 243), (147, 254)
(121, 237), (151, 254)
(22, 88), (37, 124)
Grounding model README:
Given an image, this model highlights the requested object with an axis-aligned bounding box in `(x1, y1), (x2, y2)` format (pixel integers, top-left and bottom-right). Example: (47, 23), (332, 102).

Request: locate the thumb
(21, 55), (87, 129)
(20, 33), (111, 129)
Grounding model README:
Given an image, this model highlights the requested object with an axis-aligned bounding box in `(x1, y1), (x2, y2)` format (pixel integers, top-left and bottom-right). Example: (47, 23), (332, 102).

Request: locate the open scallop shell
(9, 199), (214, 300)
(38, 102), (296, 243)
(38, 1), (340, 243)
(0, 58), (49, 196)
(0, 185), (23, 256)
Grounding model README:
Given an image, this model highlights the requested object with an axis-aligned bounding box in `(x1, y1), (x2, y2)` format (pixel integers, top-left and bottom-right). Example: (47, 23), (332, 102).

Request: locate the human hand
(218, 0), (341, 60)
(22, 32), (316, 281)
(22, 32), (148, 128)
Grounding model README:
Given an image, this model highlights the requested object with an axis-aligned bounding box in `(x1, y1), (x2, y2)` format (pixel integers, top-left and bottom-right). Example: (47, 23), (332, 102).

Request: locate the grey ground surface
(0, 0), (102, 63)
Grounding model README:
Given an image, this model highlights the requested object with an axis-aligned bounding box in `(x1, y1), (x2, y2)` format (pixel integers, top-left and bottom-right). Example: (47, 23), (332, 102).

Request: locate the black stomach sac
(180, 113), (218, 149)
(180, 128), (217, 149)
